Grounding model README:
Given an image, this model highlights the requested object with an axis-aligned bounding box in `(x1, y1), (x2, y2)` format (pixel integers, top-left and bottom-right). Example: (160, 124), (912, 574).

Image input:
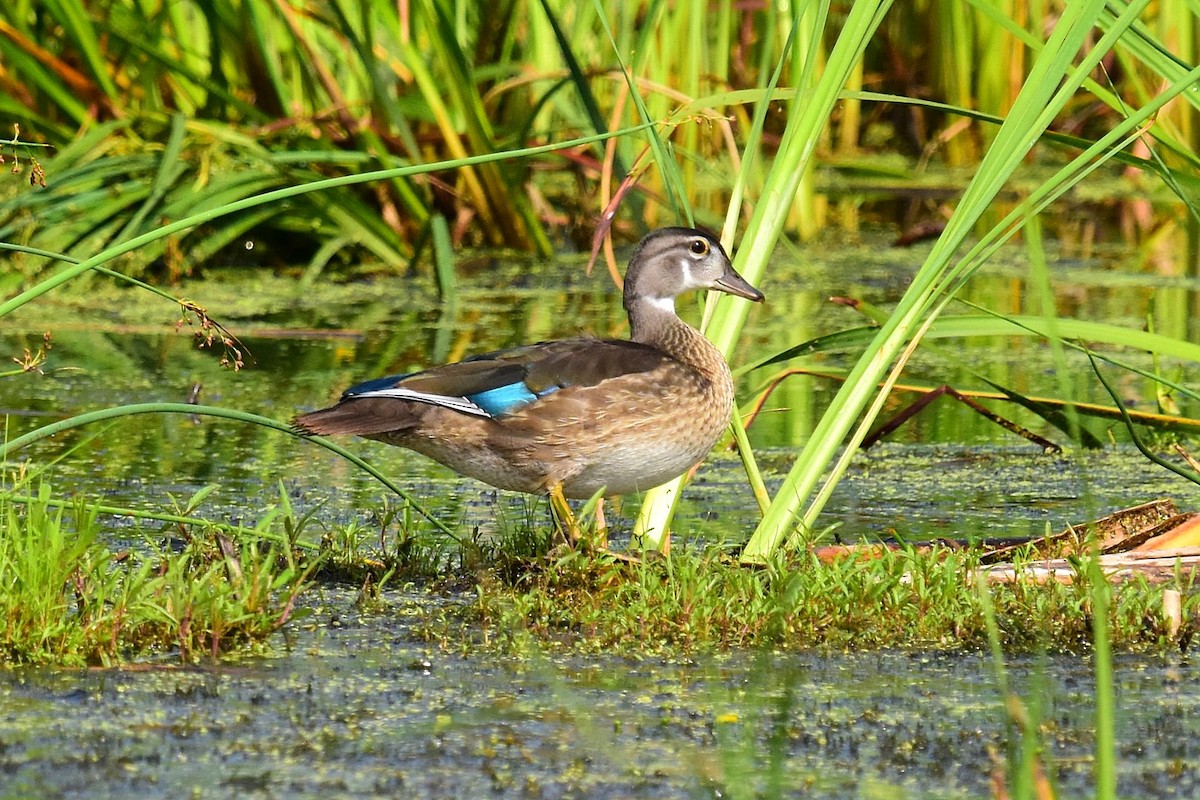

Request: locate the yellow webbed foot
(548, 483), (581, 546)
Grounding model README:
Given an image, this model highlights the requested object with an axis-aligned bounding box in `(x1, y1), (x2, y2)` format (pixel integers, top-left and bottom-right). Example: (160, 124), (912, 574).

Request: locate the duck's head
(623, 228), (764, 318)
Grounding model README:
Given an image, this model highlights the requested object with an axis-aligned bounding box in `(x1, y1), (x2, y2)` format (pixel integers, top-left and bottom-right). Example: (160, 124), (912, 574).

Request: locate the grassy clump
(313, 496), (555, 593)
(4, 476), (1195, 663)
(0, 483), (320, 666)
(470, 544), (1199, 655)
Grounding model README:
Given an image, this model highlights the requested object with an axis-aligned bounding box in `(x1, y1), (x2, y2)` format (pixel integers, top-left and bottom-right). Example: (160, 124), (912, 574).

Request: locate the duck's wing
(341, 338), (670, 419)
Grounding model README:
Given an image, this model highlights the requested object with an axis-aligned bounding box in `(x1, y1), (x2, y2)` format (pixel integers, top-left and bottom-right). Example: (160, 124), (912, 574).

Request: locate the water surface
(2, 595), (1197, 799)
(2, 233), (1200, 797)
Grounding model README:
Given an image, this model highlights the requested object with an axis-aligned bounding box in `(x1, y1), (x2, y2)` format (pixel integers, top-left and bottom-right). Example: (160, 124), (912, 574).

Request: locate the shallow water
(3, 233), (1200, 797)
(2, 593), (1198, 799)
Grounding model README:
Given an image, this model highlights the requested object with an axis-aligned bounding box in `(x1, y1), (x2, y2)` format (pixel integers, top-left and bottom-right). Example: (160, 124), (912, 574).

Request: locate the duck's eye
(689, 239), (709, 256)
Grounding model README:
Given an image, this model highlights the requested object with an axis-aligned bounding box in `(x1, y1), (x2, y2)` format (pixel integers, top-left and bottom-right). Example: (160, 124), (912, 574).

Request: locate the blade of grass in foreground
(1090, 559), (1117, 800)
(740, 0), (1150, 563)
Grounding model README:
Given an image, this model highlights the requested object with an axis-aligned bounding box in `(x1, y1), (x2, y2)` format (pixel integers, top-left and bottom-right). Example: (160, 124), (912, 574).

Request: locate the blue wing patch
(469, 383), (559, 416)
(342, 372), (560, 418)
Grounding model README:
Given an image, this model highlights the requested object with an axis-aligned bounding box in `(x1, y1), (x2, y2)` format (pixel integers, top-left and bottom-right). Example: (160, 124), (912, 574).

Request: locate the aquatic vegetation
(468, 544), (1199, 656)
(0, 481), (321, 666)
(0, 1), (1193, 262)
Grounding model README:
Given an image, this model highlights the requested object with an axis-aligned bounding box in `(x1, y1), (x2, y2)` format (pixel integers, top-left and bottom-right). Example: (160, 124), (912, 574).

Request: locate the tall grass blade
(1089, 560), (1117, 800)
(536, 0), (622, 173)
(114, 113), (188, 242)
(591, 0), (688, 223)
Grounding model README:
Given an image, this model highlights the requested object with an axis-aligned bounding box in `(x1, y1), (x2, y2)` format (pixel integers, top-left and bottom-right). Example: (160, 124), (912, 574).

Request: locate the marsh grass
(5, 0), (1195, 268)
(0, 482), (321, 666)
(468, 544), (1199, 656)
(310, 494), (558, 600)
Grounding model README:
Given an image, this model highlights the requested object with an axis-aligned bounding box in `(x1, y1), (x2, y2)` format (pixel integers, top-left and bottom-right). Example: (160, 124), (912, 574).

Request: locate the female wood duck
(294, 227), (763, 535)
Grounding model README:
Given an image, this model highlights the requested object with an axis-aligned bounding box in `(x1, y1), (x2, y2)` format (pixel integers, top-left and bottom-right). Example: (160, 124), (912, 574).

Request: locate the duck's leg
(548, 484), (612, 550)
(548, 483), (582, 545)
(547, 486), (641, 563)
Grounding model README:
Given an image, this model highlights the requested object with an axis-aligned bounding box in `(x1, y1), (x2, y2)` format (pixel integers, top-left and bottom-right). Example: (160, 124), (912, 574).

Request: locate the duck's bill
(716, 268), (765, 302)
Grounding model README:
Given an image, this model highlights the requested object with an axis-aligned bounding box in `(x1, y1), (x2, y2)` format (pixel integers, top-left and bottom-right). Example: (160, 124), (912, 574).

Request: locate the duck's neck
(627, 297), (725, 378)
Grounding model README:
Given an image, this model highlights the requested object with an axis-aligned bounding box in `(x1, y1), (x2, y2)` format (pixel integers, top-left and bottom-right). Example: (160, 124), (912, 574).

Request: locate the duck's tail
(292, 398), (420, 437)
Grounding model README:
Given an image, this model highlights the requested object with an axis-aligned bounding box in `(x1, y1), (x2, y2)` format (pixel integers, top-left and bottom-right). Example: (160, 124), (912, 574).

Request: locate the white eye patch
(678, 257), (704, 289)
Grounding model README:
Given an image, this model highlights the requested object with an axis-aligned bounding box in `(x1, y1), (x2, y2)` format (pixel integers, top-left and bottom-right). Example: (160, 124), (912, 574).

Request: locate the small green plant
(315, 498), (455, 593)
(0, 482), (322, 666)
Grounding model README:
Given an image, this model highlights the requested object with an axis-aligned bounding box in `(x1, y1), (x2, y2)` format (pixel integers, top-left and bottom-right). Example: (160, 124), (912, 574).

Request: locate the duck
(293, 227), (764, 539)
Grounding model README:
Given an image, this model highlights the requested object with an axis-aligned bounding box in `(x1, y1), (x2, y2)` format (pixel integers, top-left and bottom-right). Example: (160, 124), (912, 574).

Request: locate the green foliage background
(4, 0), (1195, 278)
